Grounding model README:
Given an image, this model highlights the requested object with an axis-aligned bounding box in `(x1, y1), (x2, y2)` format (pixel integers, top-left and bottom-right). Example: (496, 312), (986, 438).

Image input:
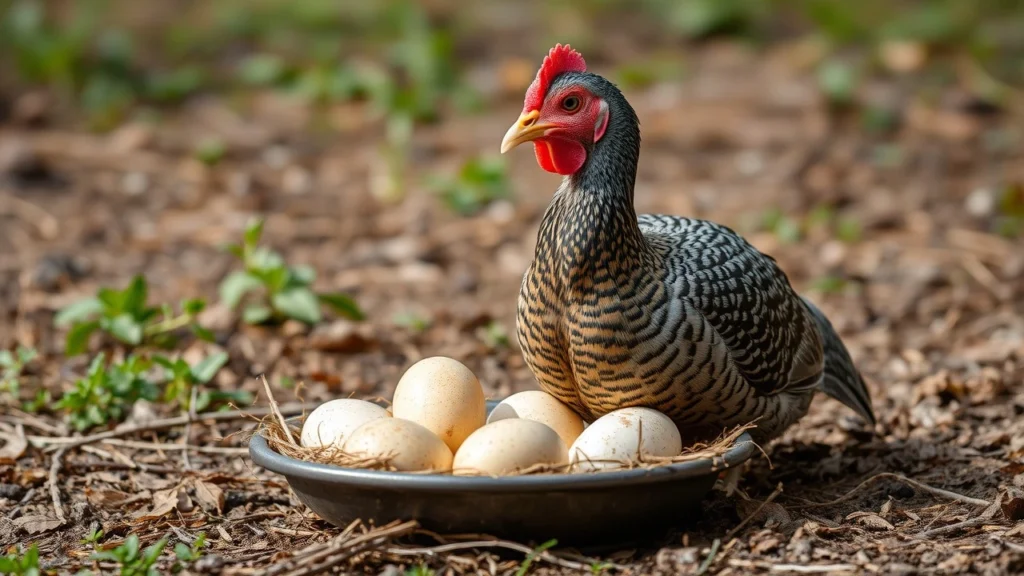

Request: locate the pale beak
(500, 110), (556, 153)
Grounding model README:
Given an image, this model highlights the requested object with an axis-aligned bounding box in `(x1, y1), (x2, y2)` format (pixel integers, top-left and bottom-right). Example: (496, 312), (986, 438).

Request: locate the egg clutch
(298, 356), (686, 476)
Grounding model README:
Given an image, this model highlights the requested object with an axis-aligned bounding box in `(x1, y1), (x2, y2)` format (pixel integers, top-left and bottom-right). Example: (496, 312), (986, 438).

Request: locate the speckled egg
(391, 356), (486, 452)
(453, 419), (567, 476)
(487, 390), (585, 447)
(569, 407), (682, 471)
(299, 399), (390, 448)
(343, 417), (453, 472)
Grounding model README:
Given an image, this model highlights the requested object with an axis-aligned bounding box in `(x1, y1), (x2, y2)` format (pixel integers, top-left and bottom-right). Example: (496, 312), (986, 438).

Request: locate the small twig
(0, 191), (60, 239)
(789, 473), (991, 509)
(28, 402), (315, 452)
(256, 520), (417, 576)
(386, 540), (619, 572)
(101, 439), (249, 455)
(182, 386), (198, 470)
(48, 447), (67, 524)
(262, 374), (296, 446)
(769, 564), (857, 574)
(917, 502), (1002, 538)
(725, 483), (784, 541)
(695, 538), (721, 575)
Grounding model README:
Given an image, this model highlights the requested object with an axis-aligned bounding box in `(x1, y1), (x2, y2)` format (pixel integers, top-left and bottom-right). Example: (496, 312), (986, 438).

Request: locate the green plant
(54, 275), (211, 355)
(429, 156), (510, 216)
(54, 353), (159, 432)
(219, 218), (363, 325)
(0, 346), (37, 400)
(82, 528), (104, 546)
(478, 321), (509, 349)
(21, 390), (51, 414)
(171, 532), (206, 573)
(155, 353), (250, 411)
(514, 539), (557, 576)
(0, 544), (39, 576)
(404, 565), (435, 576)
(88, 535), (166, 576)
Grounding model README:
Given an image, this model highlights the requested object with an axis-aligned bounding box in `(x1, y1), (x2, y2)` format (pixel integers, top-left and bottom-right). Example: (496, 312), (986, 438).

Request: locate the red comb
(523, 44), (587, 111)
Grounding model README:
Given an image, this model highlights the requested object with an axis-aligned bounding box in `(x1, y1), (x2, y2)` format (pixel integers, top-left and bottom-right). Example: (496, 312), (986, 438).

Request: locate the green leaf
(317, 292), (364, 321)
(190, 352), (228, 384)
(104, 314), (144, 345)
(272, 288), (321, 324)
(242, 305), (273, 325)
(182, 298), (206, 316)
(0, 558), (17, 572)
(124, 535), (140, 561)
(65, 321), (100, 356)
(54, 298), (104, 327)
(219, 271), (263, 309)
(289, 265), (316, 287)
(122, 275), (149, 316)
(143, 537), (168, 565)
(191, 324), (216, 343)
(0, 350), (13, 368)
(174, 542), (191, 561)
(88, 551), (120, 563)
(244, 217), (265, 249)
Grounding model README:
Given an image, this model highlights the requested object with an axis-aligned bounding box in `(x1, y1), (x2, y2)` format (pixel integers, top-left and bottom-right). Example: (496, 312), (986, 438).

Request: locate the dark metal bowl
(248, 402), (756, 545)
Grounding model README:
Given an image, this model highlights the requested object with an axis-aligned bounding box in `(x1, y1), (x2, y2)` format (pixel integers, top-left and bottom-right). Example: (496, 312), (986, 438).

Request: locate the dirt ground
(2, 31), (1024, 576)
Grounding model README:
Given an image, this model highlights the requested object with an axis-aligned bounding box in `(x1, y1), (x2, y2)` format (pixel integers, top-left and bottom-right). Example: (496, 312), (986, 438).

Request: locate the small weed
(430, 156), (510, 216)
(0, 346), (37, 400)
(194, 138), (227, 166)
(394, 311), (431, 333)
(810, 275), (849, 295)
(156, 353), (251, 411)
(54, 275), (211, 356)
(171, 532), (207, 573)
(22, 390), (51, 414)
(88, 534), (166, 576)
(515, 539), (557, 576)
(478, 321), (510, 349)
(760, 207), (803, 244)
(0, 544), (39, 576)
(54, 353), (159, 432)
(995, 182), (1024, 238)
(404, 564), (435, 576)
(82, 528), (104, 547)
(220, 218), (363, 325)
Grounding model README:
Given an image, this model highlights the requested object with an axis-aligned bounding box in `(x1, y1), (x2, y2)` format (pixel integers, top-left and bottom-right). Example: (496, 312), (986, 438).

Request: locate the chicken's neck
(534, 112), (650, 298)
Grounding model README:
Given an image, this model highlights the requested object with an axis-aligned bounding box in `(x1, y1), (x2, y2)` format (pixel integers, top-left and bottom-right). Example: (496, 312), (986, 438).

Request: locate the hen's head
(501, 44), (629, 176)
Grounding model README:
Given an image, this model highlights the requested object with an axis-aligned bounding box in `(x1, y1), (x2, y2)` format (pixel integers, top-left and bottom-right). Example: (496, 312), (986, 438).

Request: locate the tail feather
(802, 297), (876, 426)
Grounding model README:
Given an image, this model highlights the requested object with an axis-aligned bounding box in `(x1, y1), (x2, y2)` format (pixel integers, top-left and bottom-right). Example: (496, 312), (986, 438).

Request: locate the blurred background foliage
(1, 0), (1022, 131)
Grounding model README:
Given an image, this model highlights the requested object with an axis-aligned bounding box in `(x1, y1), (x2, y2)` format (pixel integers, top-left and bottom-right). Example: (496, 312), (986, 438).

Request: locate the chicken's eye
(561, 96), (581, 112)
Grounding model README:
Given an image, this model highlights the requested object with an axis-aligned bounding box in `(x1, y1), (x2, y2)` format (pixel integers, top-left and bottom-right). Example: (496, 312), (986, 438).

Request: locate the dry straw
(251, 378), (758, 477)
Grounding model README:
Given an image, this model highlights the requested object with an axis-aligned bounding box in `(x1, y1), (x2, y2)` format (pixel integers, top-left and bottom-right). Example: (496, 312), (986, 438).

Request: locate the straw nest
(253, 408), (758, 477)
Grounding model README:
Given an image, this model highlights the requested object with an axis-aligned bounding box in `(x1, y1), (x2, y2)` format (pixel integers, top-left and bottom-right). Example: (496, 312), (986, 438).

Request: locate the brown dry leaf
(86, 488), (133, 508)
(736, 499), (792, 525)
(134, 486), (188, 521)
(0, 424), (27, 460)
(193, 479), (224, 515)
(846, 511), (895, 531)
(12, 514), (64, 534)
(1000, 488), (1024, 522)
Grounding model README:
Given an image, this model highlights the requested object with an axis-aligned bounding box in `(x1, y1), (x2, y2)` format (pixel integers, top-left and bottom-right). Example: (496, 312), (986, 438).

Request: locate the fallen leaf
(194, 479), (224, 515)
(1000, 488), (1024, 522)
(0, 424), (27, 460)
(846, 511), (895, 531)
(13, 514), (64, 534)
(134, 487), (185, 521)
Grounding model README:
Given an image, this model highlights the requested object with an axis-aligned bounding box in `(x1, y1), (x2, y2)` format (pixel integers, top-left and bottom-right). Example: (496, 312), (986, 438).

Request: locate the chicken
(501, 44), (875, 445)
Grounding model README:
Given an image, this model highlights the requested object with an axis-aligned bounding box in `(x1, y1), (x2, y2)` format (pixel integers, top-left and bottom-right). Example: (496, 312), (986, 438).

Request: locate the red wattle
(533, 139), (586, 176)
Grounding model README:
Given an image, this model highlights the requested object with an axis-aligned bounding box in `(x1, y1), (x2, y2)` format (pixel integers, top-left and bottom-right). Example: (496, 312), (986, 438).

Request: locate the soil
(2, 36), (1024, 576)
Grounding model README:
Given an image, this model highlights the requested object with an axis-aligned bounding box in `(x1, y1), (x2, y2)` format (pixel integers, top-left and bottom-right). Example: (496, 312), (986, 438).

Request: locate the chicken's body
(506, 47), (874, 443)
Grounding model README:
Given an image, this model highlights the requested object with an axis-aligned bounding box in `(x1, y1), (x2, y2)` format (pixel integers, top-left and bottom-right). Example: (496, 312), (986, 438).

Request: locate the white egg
(569, 407), (682, 471)
(299, 399), (390, 448)
(343, 417), (453, 472)
(453, 419), (568, 476)
(487, 390), (585, 447)
(392, 356), (486, 452)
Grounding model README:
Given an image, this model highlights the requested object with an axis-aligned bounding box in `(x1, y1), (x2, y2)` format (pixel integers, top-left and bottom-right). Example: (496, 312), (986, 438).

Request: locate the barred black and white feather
(516, 71), (875, 443)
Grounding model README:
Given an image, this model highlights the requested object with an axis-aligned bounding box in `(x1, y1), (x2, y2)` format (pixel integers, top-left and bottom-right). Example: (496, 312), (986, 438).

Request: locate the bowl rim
(248, 411), (758, 493)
